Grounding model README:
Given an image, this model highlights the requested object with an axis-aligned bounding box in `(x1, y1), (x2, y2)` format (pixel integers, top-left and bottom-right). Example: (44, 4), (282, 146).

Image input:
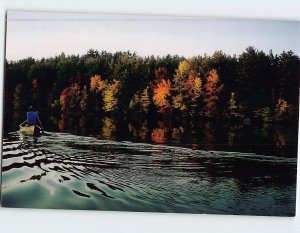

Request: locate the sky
(5, 11), (300, 61)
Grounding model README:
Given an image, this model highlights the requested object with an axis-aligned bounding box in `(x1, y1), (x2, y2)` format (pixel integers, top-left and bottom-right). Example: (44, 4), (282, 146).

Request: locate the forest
(4, 46), (300, 130)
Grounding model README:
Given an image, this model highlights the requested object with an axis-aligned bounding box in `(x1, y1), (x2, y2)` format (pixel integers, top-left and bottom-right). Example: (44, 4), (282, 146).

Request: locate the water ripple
(1, 131), (297, 215)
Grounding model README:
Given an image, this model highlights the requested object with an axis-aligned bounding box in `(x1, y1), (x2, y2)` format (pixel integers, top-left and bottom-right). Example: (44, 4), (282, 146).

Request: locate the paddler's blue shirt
(27, 111), (40, 125)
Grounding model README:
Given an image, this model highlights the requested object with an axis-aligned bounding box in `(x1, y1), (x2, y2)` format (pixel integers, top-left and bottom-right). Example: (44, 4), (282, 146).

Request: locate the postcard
(2, 11), (299, 216)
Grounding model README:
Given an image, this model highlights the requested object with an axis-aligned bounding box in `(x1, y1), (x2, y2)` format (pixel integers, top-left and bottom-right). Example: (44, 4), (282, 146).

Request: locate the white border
(0, 1), (299, 233)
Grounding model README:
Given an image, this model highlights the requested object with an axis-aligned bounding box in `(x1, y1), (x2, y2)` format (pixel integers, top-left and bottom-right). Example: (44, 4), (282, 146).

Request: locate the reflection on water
(151, 128), (167, 144)
(101, 117), (116, 140)
(2, 114), (298, 215)
(8, 113), (298, 158)
(1, 130), (297, 215)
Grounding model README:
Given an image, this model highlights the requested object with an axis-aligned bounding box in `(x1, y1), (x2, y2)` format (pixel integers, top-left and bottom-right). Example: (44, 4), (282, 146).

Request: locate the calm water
(1, 116), (297, 216)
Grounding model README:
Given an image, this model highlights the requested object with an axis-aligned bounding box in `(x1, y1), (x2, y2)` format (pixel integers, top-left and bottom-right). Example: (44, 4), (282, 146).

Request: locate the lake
(1, 114), (298, 216)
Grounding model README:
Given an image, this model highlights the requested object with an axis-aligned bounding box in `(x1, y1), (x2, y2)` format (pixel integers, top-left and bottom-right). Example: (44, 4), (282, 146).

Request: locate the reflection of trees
(139, 121), (149, 141)
(202, 122), (215, 150)
(151, 128), (167, 144)
(79, 116), (86, 135)
(151, 121), (169, 144)
(128, 120), (149, 141)
(171, 127), (184, 144)
(58, 114), (78, 133)
(12, 84), (28, 129)
(274, 127), (286, 149)
(101, 117), (116, 140)
(50, 116), (58, 126)
(58, 114), (66, 132)
(128, 123), (138, 138)
(227, 125), (243, 146)
(260, 124), (270, 138)
(12, 112), (22, 131)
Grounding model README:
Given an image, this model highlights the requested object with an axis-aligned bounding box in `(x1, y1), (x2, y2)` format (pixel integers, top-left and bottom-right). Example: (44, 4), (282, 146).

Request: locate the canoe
(19, 125), (41, 137)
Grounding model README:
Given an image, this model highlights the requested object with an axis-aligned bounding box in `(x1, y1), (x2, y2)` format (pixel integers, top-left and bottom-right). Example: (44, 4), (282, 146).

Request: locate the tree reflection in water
(139, 120), (149, 141)
(171, 126), (184, 144)
(227, 124), (243, 146)
(202, 122), (216, 151)
(151, 121), (169, 144)
(274, 126), (286, 149)
(58, 114), (65, 132)
(79, 116), (86, 135)
(101, 117), (116, 140)
(21, 113), (297, 158)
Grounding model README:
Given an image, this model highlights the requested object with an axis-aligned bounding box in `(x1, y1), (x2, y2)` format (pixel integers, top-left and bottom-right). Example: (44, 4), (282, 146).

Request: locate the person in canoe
(19, 106), (44, 136)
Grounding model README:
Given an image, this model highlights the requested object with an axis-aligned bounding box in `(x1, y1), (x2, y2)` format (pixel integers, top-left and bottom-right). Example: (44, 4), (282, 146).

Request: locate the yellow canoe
(19, 125), (41, 136)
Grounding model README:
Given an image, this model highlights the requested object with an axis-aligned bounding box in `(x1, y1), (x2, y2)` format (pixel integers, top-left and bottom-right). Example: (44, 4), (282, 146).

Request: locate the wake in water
(1, 131), (297, 216)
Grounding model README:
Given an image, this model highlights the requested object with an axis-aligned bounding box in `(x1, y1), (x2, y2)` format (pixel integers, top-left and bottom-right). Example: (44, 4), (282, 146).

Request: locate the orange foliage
(203, 69), (223, 117)
(153, 79), (172, 113)
(184, 71), (202, 98)
(90, 74), (106, 92)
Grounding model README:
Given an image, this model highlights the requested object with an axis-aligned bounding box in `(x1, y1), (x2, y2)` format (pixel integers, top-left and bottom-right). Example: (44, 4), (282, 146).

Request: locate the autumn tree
(172, 60), (203, 117)
(103, 79), (120, 113)
(4, 48), (300, 131)
(89, 74), (106, 112)
(59, 84), (81, 112)
(140, 87), (151, 113)
(129, 87), (151, 114)
(203, 69), (224, 118)
(274, 98), (289, 122)
(185, 70), (203, 116)
(172, 61), (189, 114)
(90, 74), (106, 93)
(153, 79), (172, 114)
(173, 60), (190, 89)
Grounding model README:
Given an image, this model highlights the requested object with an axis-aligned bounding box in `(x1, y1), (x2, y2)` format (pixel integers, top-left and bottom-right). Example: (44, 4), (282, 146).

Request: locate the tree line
(4, 47), (300, 126)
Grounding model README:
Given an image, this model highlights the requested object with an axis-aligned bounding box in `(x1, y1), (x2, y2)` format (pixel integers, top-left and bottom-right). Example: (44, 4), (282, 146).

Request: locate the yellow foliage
(174, 60), (190, 90)
(178, 60), (190, 76)
(193, 76), (202, 97)
(103, 79), (120, 112)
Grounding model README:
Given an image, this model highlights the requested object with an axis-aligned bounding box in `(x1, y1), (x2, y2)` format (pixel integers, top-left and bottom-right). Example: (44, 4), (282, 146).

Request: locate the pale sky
(5, 11), (300, 61)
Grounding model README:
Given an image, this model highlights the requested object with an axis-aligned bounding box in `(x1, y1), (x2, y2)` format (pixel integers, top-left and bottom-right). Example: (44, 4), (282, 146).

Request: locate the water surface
(1, 131), (297, 216)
